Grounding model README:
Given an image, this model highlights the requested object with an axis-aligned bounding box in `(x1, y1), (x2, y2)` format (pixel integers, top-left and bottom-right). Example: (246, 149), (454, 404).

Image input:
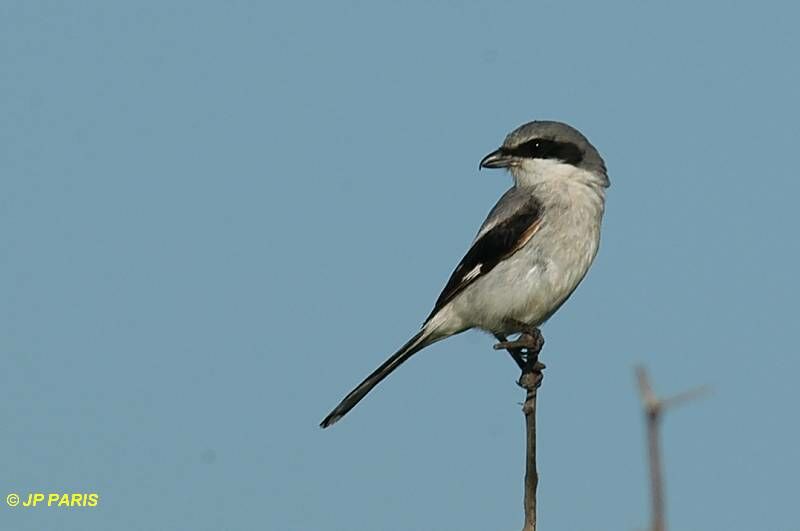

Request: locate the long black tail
(320, 330), (430, 428)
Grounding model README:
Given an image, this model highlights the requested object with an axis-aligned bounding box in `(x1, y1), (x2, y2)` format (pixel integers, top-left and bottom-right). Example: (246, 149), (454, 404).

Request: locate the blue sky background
(2, 1), (799, 530)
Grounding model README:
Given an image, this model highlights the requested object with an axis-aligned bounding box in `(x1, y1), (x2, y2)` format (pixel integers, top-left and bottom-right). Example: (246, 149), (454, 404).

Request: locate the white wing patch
(462, 264), (482, 282)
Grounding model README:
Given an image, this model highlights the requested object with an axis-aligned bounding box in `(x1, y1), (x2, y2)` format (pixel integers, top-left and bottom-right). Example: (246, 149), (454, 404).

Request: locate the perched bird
(321, 120), (609, 428)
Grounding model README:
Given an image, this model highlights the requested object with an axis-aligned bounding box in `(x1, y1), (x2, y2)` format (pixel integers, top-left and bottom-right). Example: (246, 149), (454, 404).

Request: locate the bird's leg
(494, 333), (526, 369)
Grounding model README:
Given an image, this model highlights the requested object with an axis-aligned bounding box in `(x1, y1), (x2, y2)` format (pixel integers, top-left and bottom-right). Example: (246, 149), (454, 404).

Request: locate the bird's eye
(526, 140), (544, 156)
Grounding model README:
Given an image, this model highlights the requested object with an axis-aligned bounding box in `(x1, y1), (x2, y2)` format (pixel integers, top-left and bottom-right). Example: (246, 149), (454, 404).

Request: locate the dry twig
(496, 330), (545, 531)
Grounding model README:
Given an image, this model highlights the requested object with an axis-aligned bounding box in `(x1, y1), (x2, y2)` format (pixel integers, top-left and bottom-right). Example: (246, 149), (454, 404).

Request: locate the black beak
(479, 148), (513, 170)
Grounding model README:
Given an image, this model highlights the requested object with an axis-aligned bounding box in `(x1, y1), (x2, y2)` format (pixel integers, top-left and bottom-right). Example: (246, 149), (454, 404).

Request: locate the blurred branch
(635, 366), (708, 531)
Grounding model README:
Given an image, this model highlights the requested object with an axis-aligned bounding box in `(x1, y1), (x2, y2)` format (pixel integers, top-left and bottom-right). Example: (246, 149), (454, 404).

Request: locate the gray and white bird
(321, 120), (609, 428)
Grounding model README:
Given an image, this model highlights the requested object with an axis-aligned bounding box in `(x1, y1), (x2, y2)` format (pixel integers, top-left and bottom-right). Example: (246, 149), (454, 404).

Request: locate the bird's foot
(493, 328), (545, 370)
(493, 328), (544, 353)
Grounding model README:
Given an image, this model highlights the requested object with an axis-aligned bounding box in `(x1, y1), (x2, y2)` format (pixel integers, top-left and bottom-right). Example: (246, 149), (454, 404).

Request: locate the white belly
(444, 206), (601, 335)
(423, 177), (606, 339)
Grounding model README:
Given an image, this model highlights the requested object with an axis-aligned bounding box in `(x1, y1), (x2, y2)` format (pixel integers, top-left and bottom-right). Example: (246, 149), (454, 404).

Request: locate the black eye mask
(501, 138), (584, 165)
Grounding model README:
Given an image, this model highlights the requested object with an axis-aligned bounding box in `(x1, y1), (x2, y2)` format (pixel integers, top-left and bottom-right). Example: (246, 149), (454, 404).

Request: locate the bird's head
(479, 120), (609, 189)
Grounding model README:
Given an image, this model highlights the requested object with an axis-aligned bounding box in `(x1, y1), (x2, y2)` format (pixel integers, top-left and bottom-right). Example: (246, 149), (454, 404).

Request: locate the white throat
(511, 159), (592, 186)
(511, 159), (607, 207)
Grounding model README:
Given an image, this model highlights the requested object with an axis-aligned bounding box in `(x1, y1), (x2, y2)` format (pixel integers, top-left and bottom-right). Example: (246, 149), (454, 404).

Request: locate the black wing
(424, 196), (544, 323)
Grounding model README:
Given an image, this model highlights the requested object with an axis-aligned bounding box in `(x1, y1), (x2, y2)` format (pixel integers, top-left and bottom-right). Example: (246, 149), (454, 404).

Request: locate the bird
(320, 120), (609, 428)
